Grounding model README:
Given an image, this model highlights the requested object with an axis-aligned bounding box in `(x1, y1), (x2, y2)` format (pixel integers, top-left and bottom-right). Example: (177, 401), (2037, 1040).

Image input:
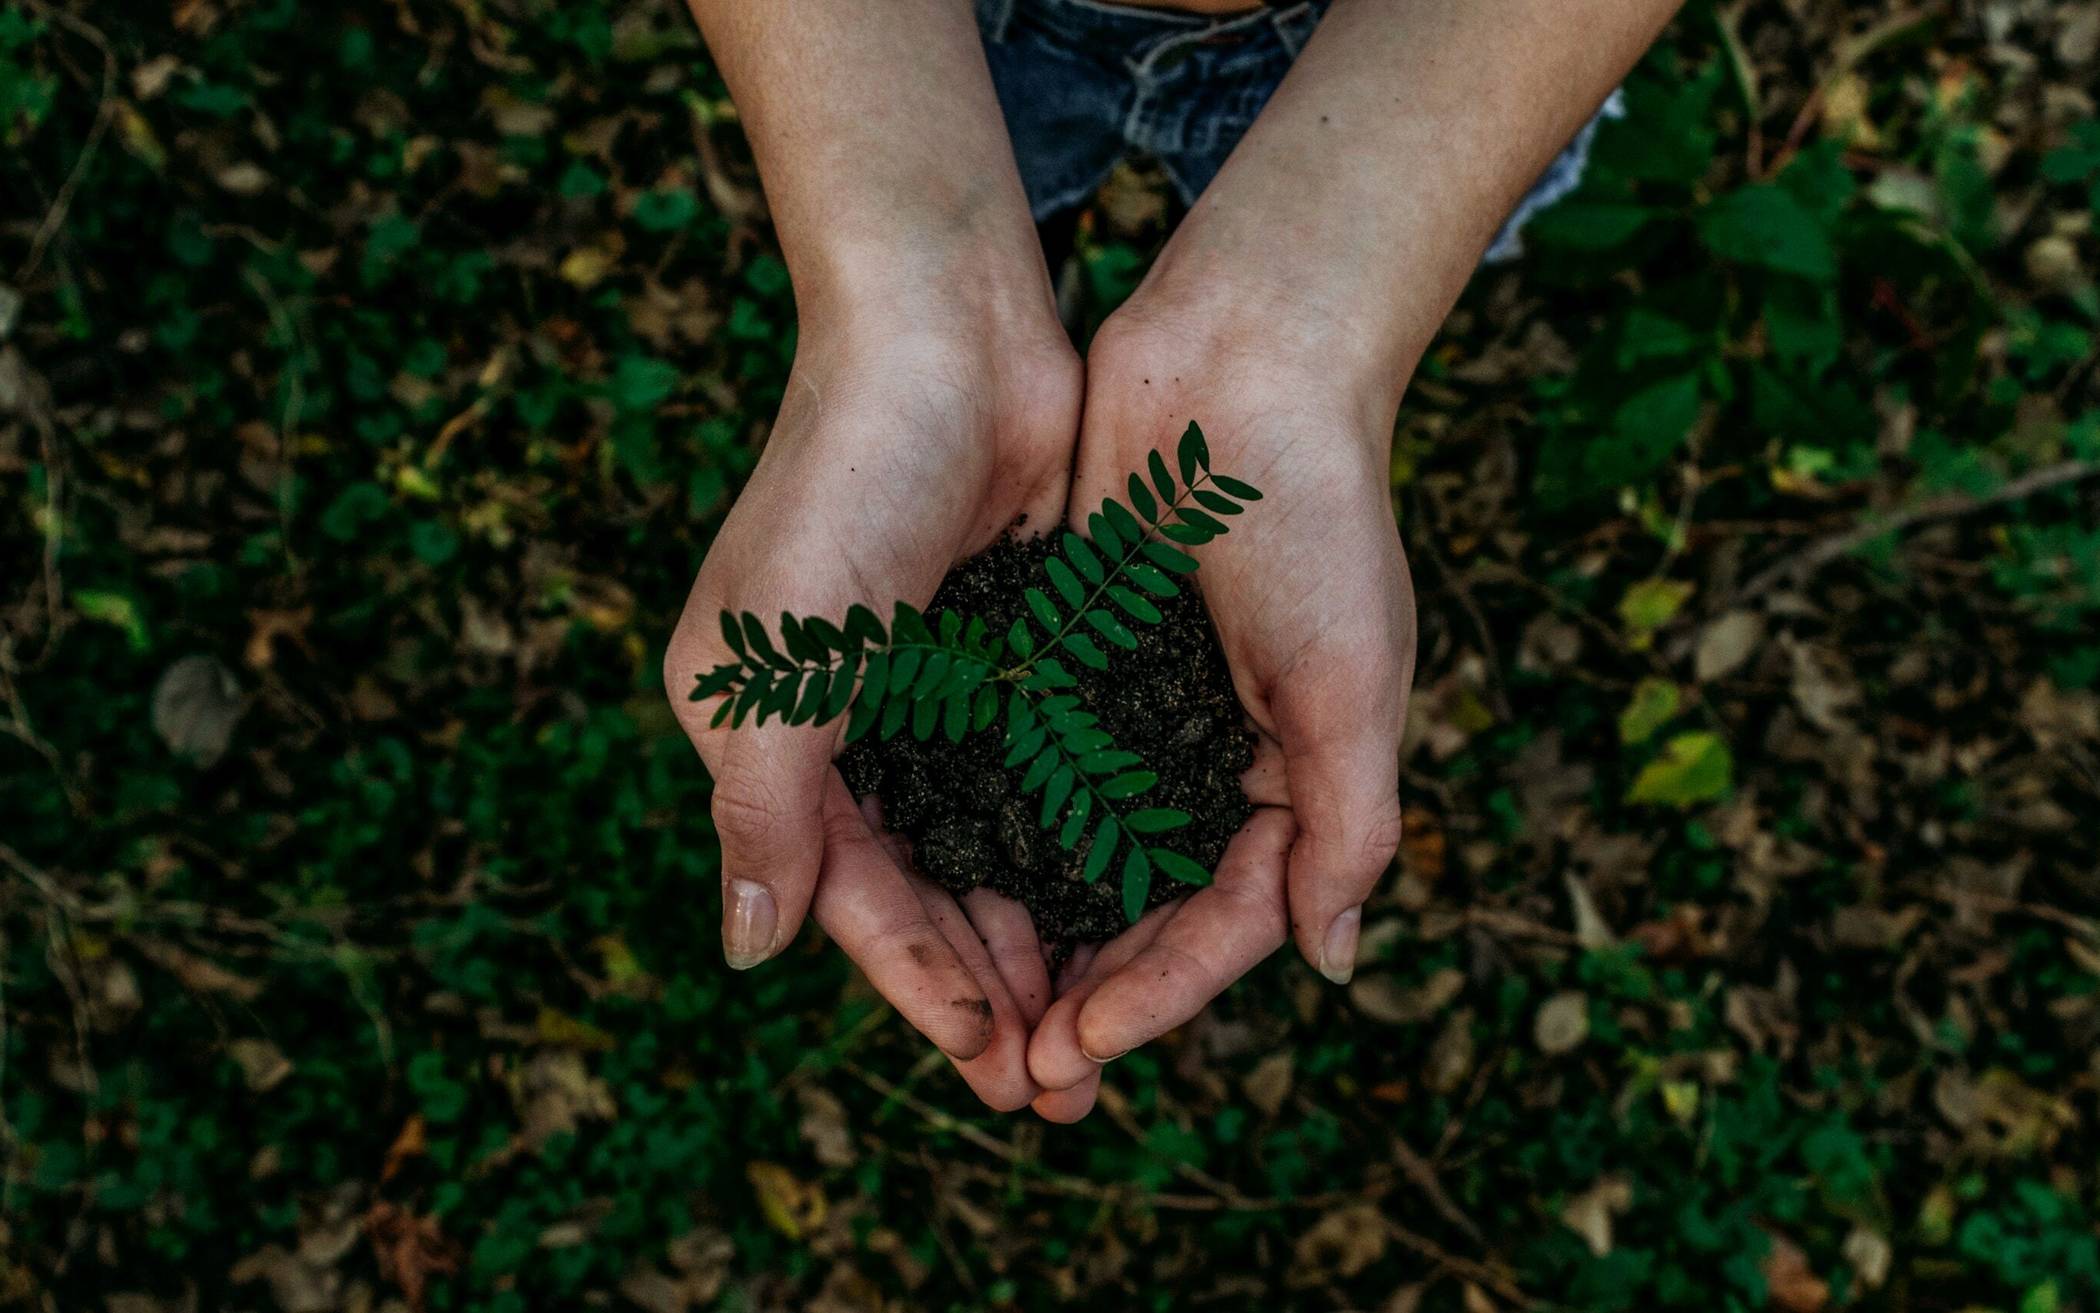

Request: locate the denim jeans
(976, 0), (1622, 262)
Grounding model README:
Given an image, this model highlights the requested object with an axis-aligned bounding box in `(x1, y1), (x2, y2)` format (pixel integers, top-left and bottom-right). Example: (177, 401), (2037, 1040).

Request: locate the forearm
(1140, 0), (1680, 404)
(685, 0), (1052, 330)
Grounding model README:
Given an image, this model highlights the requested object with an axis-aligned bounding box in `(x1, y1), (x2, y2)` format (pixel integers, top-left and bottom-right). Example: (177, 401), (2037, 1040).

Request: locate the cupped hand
(1026, 298), (1417, 1120)
(665, 301), (1079, 1111)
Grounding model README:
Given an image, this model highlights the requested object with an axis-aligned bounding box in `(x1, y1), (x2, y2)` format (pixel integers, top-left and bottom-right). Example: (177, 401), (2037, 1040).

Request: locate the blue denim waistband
(978, 0), (1327, 62)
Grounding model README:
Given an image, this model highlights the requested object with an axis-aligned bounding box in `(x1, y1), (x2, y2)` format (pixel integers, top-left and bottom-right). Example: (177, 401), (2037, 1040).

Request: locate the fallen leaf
(1351, 967), (1465, 1026)
(797, 1086), (855, 1168)
(1619, 578), (1694, 650)
(1535, 991), (1590, 1055)
(151, 654), (244, 766)
(227, 1038), (292, 1091)
(1627, 732), (1734, 807)
(1761, 1230), (1829, 1313)
(1244, 1051), (1295, 1118)
(1695, 610), (1765, 681)
(746, 1161), (825, 1240)
(1619, 676), (1682, 745)
(1290, 1203), (1387, 1283)
(364, 1201), (461, 1313)
(1560, 1176), (1632, 1256)
(1842, 1225), (1892, 1290)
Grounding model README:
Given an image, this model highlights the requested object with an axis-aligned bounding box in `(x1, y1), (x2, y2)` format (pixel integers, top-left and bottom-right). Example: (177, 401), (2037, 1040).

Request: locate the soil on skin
(838, 534), (1254, 945)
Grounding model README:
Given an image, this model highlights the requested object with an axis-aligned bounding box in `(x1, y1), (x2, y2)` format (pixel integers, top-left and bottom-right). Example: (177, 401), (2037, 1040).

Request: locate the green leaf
(804, 616), (846, 652)
(1079, 749), (1141, 774)
(780, 614), (821, 664)
(719, 611), (747, 658)
(710, 699), (734, 729)
(1021, 747), (1059, 792)
(1526, 201), (1656, 251)
(1618, 578), (1694, 651)
(1177, 421), (1209, 482)
(1697, 184), (1836, 282)
(823, 653), (861, 718)
(1025, 587), (1061, 634)
(913, 652), (952, 698)
(889, 648), (923, 695)
(1008, 616), (1034, 658)
(1082, 817), (1118, 883)
(1147, 450), (1175, 503)
(1121, 847), (1153, 924)
(844, 603), (886, 647)
(1041, 767), (1075, 827)
(1192, 489), (1243, 516)
(1103, 498), (1143, 547)
(972, 684), (998, 733)
(860, 651), (890, 706)
(942, 692), (968, 742)
(789, 670), (829, 724)
(879, 695), (909, 741)
(742, 612), (792, 670)
(1127, 473), (1158, 522)
(1618, 676), (1681, 745)
(1174, 506), (1227, 536)
(1142, 541), (1199, 574)
(1151, 849), (1213, 887)
(1033, 657), (1078, 688)
(1124, 808), (1190, 834)
(1004, 726), (1046, 768)
(1100, 771), (1157, 800)
(1058, 791), (1093, 849)
(1108, 586), (1163, 624)
(1159, 522), (1213, 547)
(1126, 563), (1179, 598)
(1060, 632), (1108, 670)
(845, 693), (880, 744)
(1626, 731), (1734, 807)
(1089, 511), (1124, 558)
(692, 665), (741, 700)
(1063, 532), (1104, 584)
(1210, 473), (1262, 501)
(1085, 611), (1138, 650)
(1044, 556), (1085, 608)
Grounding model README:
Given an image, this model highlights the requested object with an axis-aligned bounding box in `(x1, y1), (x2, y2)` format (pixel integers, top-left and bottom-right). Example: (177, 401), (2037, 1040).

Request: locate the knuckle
(709, 775), (790, 850)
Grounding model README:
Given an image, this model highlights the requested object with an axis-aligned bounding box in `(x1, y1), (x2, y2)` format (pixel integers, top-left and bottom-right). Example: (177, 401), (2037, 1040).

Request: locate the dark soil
(838, 535), (1254, 945)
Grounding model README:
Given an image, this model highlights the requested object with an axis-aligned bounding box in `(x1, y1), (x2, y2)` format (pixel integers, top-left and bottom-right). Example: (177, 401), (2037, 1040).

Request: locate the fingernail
(723, 879), (777, 970)
(1081, 1045), (1129, 1065)
(1320, 905), (1362, 985)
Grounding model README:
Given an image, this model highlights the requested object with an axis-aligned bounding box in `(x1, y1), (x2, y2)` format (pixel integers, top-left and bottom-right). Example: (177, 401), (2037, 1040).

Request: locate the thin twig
(1735, 460), (2100, 602)
(17, 1), (117, 282)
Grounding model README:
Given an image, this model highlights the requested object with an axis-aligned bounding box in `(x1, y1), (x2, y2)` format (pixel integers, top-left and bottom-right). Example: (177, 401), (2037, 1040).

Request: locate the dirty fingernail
(1320, 905), (1361, 985)
(1081, 1045), (1129, 1065)
(723, 879), (777, 970)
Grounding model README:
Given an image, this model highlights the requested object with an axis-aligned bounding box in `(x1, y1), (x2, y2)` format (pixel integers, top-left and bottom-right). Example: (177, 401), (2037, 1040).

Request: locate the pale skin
(667, 0), (1682, 1119)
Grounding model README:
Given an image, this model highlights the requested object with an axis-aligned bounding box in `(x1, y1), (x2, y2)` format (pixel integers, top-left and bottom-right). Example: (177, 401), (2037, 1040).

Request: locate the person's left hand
(1023, 287), (1418, 1122)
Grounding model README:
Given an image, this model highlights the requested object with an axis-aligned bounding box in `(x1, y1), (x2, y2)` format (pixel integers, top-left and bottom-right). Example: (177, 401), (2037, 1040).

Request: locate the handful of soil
(839, 535), (1253, 945)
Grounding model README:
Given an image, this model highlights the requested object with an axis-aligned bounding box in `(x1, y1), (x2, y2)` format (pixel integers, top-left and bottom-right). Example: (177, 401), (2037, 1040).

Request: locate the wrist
(1142, 227), (1436, 422)
(1113, 241), (1424, 437)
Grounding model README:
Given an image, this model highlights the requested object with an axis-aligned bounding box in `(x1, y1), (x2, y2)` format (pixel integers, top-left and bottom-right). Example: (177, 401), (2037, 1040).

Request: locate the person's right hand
(664, 289), (1080, 1111)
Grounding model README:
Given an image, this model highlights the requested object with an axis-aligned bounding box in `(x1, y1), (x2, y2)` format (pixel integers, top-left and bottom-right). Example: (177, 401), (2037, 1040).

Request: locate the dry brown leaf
(1560, 1176), (1633, 1256)
(1760, 1230), (1829, 1313)
(227, 1038), (292, 1092)
(1351, 967), (1465, 1026)
(1695, 611), (1765, 682)
(797, 1086), (856, 1168)
(1244, 1051), (1295, 1118)
(1290, 1203), (1387, 1284)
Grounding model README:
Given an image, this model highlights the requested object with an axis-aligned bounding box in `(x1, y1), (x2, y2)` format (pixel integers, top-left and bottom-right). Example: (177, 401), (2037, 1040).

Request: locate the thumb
(689, 725), (832, 971)
(1275, 683), (1405, 985)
